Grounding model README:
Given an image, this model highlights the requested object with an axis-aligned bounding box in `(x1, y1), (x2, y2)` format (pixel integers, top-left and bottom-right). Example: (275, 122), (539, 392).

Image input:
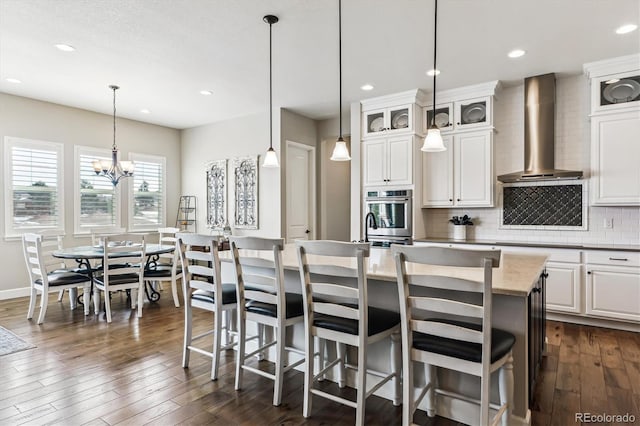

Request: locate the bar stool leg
(273, 321), (286, 406)
(316, 337), (325, 381)
(303, 330), (314, 418)
(256, 324), (265, 361)
(499, 353), (514, 426)
(355, 345), (367, 426)
(211, 309), (222, 380)
(391, 332), (401, 406)
(425, 364), (436, 417)
(182, 304), (192, 368)
(337, 342), (347, 388)
(235, 309), (246, 391)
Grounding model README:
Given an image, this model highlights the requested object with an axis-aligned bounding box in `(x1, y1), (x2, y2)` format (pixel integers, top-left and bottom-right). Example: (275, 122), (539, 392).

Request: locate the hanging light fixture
(330, 0), (351, 161)
(262, 14), (280, 168)
(92, 85), (135, 185)
(421, 0), (446, 152)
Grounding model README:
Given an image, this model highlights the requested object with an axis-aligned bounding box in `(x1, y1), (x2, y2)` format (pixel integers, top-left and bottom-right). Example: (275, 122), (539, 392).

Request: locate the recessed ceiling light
(508, 49), (526, 58)
(426, 69), (440, 76)
(140, 109), (151, 114)
(6, 78), (22, 83)
(200, 90), (213, 96)
(55, 44), (75, 52)
(360, 84), (374, 91)
(616, 24), (638, 34)
(605, 78), (620, 85)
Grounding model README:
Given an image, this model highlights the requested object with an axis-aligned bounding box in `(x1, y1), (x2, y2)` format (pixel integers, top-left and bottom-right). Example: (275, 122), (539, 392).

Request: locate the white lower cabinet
(545, 262), (582, 314)
(585, 251), (640, 322)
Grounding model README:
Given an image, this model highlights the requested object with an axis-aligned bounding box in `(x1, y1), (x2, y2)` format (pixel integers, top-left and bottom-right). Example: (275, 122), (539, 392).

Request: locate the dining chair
(89, 226), (128, 272)
(230, 236), (307, 406)
(143, 227), (182, 307)
(296, 240), (401, 426)
(93, 233), (146, 323)
(22, 233), (92, 323)
(392, 245), (513, 426)
(177, 233), (237, 380)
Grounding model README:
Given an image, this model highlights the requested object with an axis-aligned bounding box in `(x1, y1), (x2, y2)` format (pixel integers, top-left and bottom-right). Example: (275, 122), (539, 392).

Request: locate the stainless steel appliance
(364, 189), (412, 247)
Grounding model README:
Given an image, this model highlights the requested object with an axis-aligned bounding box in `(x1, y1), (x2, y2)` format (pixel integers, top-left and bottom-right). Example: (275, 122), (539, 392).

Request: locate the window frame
(74, 145), (122, 235)
(3, 136), (65, 239)
(127, 152), (167, 231)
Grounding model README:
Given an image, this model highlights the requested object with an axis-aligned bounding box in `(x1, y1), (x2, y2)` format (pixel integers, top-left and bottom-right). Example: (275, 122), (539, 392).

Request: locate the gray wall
(0, 93), (181, 297)
(180, 111), (282, 238)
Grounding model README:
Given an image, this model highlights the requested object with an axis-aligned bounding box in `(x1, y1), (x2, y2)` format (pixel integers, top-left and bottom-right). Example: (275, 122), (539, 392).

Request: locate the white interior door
(286, 141), (315, 242)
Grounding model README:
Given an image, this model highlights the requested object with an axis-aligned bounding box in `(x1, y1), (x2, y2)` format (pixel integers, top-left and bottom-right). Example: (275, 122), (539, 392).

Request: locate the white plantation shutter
(129, 153), (166, 230)
(75, 146), (121, 233)
(3, 137), (64, 237)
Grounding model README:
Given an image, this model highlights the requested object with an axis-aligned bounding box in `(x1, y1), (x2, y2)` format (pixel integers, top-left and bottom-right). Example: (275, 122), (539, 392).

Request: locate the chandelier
(92, 85), (134, 185)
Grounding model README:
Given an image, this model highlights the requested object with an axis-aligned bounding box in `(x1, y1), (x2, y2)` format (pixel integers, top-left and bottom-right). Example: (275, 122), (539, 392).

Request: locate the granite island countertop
(413, 238), (640, 252)
(219, 243), (548, 297)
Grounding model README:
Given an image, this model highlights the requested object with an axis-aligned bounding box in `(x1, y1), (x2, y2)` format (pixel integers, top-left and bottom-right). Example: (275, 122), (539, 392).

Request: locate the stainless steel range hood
(497, 73), (583, 183)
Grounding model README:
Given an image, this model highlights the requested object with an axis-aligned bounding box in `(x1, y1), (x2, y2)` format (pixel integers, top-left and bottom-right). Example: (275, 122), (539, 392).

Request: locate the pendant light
(262, 14), (280, 168)
(330, 0), (351, 161)
(92, 85), (135, 185)
(421, 0), (446, 152)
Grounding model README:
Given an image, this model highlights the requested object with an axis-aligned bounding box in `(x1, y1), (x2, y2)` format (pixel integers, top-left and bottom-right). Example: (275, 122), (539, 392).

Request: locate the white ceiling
(1, 0), (638, 130)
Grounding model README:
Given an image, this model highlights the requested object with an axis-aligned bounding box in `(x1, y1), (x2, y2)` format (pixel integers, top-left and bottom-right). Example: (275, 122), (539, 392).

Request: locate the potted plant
(449, 215), (474, 241)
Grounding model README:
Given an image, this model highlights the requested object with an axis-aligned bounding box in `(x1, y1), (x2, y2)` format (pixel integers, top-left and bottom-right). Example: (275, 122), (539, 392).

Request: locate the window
(74, 146), (121, 234)
(128, 153), (166, 230)
(4, 137), (64, 237)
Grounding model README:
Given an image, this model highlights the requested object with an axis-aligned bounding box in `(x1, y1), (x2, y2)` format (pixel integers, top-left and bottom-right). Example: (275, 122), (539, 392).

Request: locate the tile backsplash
(502, 183), (584, 228)
(423, 75), (640, 246)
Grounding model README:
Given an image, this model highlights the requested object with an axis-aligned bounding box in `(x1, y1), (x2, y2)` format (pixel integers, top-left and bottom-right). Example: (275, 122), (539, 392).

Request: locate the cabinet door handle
(449, 199), (453, 202)
(457, 198), (461, 202)
(609, 257), (628, 261)
(587, 271), (592, 274)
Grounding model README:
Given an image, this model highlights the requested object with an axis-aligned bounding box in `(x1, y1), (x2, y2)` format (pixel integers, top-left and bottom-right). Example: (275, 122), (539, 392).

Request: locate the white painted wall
(180, 111), (282, 238)
(424, 74), (640, 245)
(0, 93), (181, 296)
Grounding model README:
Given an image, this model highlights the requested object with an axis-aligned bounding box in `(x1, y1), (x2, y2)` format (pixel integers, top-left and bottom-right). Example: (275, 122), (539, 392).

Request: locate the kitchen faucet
(364, 212), (378, 243)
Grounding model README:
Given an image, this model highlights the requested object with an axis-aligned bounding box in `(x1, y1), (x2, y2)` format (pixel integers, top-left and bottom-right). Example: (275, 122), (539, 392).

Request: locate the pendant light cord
(112, 86), (117, 150)
(269, 20), (273, 150)
(338, 0), (343, 139)
(432, 0), (437, 127)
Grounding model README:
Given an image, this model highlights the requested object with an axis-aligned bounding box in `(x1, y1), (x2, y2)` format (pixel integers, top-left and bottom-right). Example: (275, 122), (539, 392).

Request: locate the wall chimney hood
(497, 73), (583, 183)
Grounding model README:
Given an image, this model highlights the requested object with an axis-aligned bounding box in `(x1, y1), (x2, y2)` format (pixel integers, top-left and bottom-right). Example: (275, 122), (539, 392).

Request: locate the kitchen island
(219, 244), (547, 425)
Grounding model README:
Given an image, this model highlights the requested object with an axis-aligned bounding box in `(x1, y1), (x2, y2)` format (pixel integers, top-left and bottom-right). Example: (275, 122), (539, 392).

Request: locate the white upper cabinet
(361, 89), (428, 139)
(422, 130), (493, 207)
(584, 55), (640, 115)
(421, 81), (499, 208)
(362, 136), (413, 187)
(590, 112), (640, 205)
(584, 55), (640, 206)
(363, 104), (413, 137)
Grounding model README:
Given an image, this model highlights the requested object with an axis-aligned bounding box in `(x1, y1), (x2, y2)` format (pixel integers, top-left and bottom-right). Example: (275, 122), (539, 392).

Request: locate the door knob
(305, 229), (310, 234)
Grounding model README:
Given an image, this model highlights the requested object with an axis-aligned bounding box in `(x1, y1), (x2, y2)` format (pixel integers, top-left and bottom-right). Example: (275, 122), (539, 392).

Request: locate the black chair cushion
(190, 283), (237, 306)
(412, 318), (516, 363)
(245, 292), (304, 319)
(36, 271), (90, 287)
(313, 305), (400, 336)
(94, 273), (141, 286)
(144, 264), (182, 278)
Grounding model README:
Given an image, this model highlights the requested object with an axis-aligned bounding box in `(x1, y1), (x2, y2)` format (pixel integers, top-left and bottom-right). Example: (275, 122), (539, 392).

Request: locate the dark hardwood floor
(0, 292), (638, 425)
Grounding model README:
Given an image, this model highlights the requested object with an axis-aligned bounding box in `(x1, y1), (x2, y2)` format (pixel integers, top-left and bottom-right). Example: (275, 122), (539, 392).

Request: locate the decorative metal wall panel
(503, 184), (583, 226)
(233, 156), (258, 229)
(206, 159), (227, 229)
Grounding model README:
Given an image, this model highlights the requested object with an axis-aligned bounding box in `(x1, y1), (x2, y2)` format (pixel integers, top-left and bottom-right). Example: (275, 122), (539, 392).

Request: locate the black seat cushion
(314, 304), (400, 336)
(245, 292), (304, 319)
(412, 318), (516, 363)
(94, 273), (141, 286)
(36, 271), (91, 287)
(144, 264), (182, 278)
(190, 283), (237, 306)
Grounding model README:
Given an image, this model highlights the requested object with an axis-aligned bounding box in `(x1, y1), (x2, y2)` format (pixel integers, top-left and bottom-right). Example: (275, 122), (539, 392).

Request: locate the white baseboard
(0, 287), (30, 300)
(547, 312), (640, 332)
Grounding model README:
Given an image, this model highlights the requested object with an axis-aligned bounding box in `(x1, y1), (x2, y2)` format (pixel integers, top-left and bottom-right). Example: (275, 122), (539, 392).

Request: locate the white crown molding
(583, 54), (640, 78)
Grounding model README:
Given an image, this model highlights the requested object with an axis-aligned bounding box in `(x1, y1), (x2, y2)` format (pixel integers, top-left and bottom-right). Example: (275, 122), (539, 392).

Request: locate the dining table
(52, 243), (175, 303)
